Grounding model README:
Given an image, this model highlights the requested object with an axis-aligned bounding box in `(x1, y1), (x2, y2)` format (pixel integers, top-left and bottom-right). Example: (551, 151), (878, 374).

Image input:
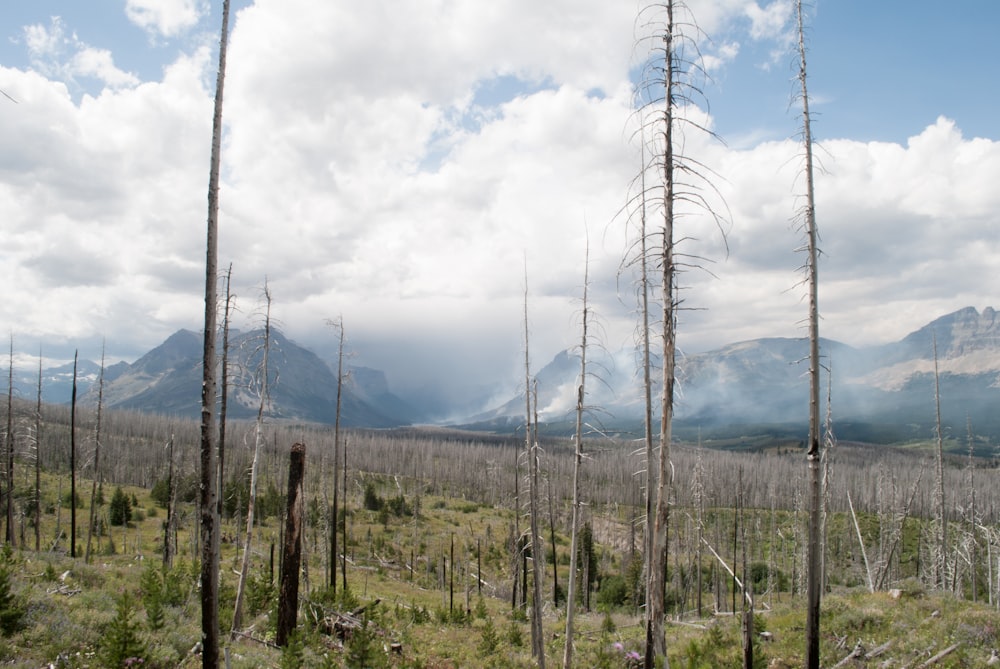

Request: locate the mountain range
(12, 307), (1000, 445)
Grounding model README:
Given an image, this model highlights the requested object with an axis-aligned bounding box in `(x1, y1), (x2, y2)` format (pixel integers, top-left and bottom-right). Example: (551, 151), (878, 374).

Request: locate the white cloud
(1, 0), (998, 402)
(745, 0), (793, 41)
(126, 0), (206, 38)
(22, 17), (138, 90)
(71, 48), (140, 88)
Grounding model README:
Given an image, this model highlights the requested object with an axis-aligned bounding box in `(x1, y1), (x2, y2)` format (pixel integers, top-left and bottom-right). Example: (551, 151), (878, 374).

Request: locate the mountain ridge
(10, 306), (1000, 443)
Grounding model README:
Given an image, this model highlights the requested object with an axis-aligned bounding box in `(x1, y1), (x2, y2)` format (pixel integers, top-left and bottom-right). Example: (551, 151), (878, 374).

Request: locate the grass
(1, 470), (999, 667)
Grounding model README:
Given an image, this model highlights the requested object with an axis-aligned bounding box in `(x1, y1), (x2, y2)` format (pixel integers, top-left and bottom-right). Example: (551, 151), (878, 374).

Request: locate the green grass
(1, 470), (999, 667)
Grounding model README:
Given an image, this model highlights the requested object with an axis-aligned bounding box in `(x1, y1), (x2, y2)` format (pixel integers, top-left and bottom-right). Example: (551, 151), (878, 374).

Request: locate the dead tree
(932, 335), (947, 588)
(217, 262), (234, 548)
(199, 0), (232, 663)
(163, 435), (176, 568)
(70, 351), (78, 558)
(328, 316), (346, 590)
(85, 345), (106, 563)
(277, 442), (306, 647)
(4, 334), (13, 546)
(34, 348), (42, 552)
(795, 1), (823, 665)
(522, 272), (545, 668)
(232, 281), (274, 635)
(562, 242), (591, 669)
(631, 1), (727, 663)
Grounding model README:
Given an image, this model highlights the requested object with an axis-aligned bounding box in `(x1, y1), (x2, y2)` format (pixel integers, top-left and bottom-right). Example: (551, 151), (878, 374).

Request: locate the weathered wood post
(277, 442), (306, 646)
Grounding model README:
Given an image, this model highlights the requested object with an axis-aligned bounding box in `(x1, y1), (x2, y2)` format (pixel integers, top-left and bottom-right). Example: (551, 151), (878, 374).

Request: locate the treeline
(6, 395), (1000, 548)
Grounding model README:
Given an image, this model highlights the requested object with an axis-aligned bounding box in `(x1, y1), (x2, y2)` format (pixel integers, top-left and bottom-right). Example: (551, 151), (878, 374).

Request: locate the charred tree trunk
(276, 442), (306, 647)
(164, 435), (176, 568)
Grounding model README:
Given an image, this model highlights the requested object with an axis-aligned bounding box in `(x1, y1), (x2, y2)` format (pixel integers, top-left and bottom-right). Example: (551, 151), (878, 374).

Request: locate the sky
(1, 0), (998, 410)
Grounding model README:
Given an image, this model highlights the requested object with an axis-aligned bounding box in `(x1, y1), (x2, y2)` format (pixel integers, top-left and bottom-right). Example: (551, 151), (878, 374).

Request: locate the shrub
(150, 478), (170, 508)
(596, 574), (629, 610)
(363, 482), (384, 512)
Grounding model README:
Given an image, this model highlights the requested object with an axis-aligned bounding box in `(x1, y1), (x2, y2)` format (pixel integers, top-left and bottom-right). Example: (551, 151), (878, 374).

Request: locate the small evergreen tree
(100, 591), (146, 667)
(109, 486), (132, 526)
(139, 563), (165, 631)
(0, 562), (25, 636)
(345, 616), (386, 668)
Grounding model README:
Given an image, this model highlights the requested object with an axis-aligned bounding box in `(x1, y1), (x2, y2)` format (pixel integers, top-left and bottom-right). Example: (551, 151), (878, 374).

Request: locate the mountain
(78, 328), (419, 428)
(463, 307), (1000, 444)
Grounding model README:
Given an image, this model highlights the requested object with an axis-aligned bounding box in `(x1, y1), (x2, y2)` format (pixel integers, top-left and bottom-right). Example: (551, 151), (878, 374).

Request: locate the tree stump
(276, 442), (306, 647)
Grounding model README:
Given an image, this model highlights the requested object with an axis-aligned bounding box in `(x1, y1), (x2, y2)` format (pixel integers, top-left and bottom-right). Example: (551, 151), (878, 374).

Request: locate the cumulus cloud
(125, 0), (206, 38)
(1, 0), (998, 403)
(22, 17), (138, 90)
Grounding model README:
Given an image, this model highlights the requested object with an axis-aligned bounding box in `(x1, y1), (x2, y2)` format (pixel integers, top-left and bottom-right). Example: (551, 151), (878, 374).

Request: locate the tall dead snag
(164, 435), (176, 568)
(217, 263), (234, 549)
(85, 345), (107, 563)
(4, 334), (14, 546)
(276, 442), (306, 647)
(529, 382), (545, 668)
(522, 273), (545, 669)
(932, 335), (946, 588)
(34, 348), (42, 552)
(70, 351), (78, 558)
(328, 316), (346, 590)
(199, 0), (231, 664)
(631, 1), (727, 663)
(232, 281), (274, 635)
(562, 242), (591, 669)
(795, 1), (823, 665)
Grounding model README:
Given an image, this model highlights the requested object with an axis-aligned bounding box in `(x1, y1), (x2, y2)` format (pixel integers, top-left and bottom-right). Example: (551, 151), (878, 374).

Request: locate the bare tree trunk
(70, 351), (78, 558)
(341, 437), (348, 591)
(34, 347), (42, 553)
(164, 435), (176, 568)
(276, 443), (306, 647)
(4, 334), (14, 546)
(933, 335), (946, 588)
(329, 317), (345, 590)
(529, 380), (545, 668)
(645, 0), (677, 669)
(200, 1), (231, 663)
(85, 345), (106, 563)
(522, 277), (545, 669)
(797, 1), (823, 666)
(232, 282), (273, 634)
(512, 425), (521, 611)
(967, 417), (977, 602)
(562, 244), (590, 669)
(217, 263), (233, 545)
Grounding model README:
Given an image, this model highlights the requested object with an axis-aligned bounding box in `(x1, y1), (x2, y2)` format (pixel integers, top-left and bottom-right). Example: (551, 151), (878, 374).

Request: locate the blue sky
(2, 0), (998, 409)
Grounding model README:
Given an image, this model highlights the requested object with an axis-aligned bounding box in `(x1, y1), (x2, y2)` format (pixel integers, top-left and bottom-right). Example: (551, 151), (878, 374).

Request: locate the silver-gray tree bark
(562, 244), (590, 669)
(797, 1), (823, 666)
(200, 0), (231, 664)
(232, 281), (273, 635)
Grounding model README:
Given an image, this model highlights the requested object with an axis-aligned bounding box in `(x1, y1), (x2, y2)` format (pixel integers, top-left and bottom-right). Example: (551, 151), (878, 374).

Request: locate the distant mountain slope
(463, 307), (1000, 443)
(80, 328), (418, 428)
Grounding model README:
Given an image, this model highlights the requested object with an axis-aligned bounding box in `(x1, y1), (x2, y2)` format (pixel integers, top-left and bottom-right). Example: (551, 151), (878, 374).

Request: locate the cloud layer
(1, 0), (997, 405)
